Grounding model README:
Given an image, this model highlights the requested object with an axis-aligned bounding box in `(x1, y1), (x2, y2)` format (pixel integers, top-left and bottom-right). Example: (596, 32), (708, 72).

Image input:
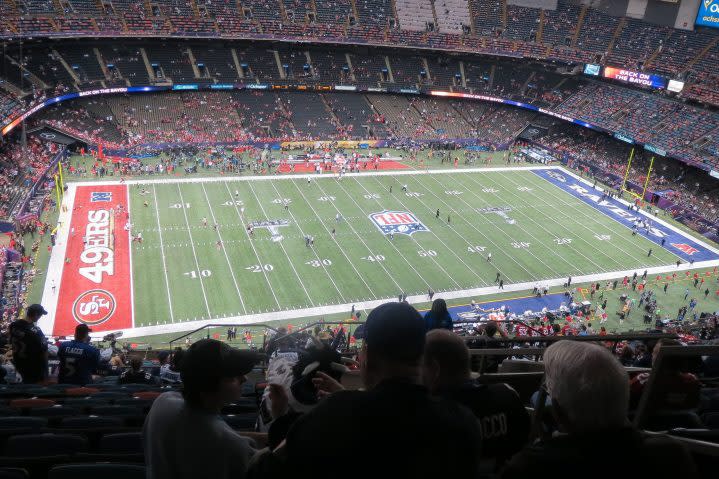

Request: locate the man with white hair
(501, 341), (697, 478)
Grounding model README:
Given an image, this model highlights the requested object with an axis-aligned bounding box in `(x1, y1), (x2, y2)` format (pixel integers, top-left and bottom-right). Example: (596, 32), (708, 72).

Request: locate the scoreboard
(696, 0), (719, 29)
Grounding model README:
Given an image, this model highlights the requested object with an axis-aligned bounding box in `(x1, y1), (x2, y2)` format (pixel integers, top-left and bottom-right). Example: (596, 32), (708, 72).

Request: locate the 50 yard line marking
(151, 185), (175, 323)
(176, 184), (212, 319)
(200, 183), (247, 315)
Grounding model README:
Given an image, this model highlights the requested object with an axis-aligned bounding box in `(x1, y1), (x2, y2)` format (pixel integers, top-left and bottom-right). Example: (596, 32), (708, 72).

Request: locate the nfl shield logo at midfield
(369, 211), (429, 236)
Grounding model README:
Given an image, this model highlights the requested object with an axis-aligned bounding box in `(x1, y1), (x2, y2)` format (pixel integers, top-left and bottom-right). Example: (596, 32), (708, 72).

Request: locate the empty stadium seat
(59, 416), (124, 429)
(48, 464), (145, 479)
(9, 399), (55, 410)
(98, 432), (143, 455)
(4, 434), (88, 457)
(222, 414), (256, 430)
(64, 388), (99, 397)
(0, 469), (28, 479)
(26, 407), (79, 418)
(0, 417), (47, 430)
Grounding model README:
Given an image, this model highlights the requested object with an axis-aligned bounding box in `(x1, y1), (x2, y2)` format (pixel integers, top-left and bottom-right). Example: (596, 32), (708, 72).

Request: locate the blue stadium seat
(222, 414), (256, 430)
(29, 406), (79, 418)
(88, 406), (142, 417)
(99, 432), (143, 454)
(4, 433), (88, 457)
(0, 417), (47, 429)
(48, 464), (145, 479)
(59, 416), (124, 429)
(0, 468), (28, 479)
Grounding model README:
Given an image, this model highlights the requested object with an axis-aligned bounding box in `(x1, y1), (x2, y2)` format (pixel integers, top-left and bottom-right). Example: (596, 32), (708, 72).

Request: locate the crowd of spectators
(2, 296), (716, 478)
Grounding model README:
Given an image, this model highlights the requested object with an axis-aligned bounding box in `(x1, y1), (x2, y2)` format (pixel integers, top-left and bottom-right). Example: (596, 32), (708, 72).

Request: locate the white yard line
(221, 181), (282, 310)
(244, 180), (318, 307)
(453, 173), (582, 275)
(519, 172), (677, 266)
(421, 172), (564, 279)
(200, 183), (248, 314)
(264, 179), (345, 304)
(175, 184), (212, 319)
(290, 178), (384, 296)
(402, 173), (532, 282)
(38, 183), (77, 334)
(105, 259), (719, 339)
(362, 175), (478, 288)
(69, 165), (556, 187)
(151, 185), (175, 323)
(126, 186), (136, 328)
(558, 166), (719, 256)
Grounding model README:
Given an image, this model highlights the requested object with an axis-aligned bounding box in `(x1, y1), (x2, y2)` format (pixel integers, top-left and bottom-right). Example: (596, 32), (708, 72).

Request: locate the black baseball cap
(26, 304), (48, 317)
(181, 339), (260, 385)
(355, 302), (426, 361)
(75, 324), (92, 336)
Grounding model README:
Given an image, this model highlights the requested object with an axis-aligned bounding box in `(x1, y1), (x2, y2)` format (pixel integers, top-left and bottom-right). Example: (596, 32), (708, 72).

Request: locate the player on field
(213, 223), (219, 232)
(202, 217), (208, 228)
(336, 213), (342, 223)
(436, 209), (440, 219)
(247, 225), (254, 237)
(447, 215), (451, 225)
(487, 252), (492, 262)
(331, 227), (336, 237)
(402, 184), (408, 192)
(216, 240), (222, 250)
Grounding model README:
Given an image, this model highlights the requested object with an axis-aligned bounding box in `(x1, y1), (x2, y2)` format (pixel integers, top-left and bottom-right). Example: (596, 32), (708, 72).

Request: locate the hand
(268, 383), (289, 419)
(312, 371), (344, 398)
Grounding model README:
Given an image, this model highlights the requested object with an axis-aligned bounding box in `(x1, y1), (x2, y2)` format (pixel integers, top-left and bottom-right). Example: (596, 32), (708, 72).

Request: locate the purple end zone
(533, 169), (719, 263)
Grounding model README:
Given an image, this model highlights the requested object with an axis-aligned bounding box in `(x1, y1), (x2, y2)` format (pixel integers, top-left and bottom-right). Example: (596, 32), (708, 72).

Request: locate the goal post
(620, 147), (654, 207)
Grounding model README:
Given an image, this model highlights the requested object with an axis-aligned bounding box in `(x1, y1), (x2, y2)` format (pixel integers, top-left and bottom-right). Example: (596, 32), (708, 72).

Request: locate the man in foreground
(500, 341), (697, 478)
(280, 302), (482, 478)
(144, 339), (261, 479)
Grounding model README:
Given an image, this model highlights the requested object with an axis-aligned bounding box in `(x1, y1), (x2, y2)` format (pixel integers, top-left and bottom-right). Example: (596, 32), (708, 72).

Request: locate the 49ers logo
(72, 289), (116, 326)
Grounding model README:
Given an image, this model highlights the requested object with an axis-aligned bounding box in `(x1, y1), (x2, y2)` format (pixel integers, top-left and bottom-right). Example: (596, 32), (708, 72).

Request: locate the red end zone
(54, 184), (133, 336)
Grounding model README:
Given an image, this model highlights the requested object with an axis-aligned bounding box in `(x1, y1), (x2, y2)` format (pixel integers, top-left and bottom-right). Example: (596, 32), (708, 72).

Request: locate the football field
(40, 166), (719, 338)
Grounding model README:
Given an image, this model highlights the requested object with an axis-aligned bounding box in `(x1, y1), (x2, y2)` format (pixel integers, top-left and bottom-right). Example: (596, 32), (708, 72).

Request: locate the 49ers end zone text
(53, 184), (133, 336)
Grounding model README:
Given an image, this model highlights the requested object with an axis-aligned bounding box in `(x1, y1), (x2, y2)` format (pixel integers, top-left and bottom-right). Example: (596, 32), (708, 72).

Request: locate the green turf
(126, 169), (681, 329)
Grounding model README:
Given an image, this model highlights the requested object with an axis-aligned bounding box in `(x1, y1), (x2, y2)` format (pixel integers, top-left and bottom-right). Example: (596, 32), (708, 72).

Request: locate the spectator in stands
(467, 321), (507, 373)
(422, 329), (530, 468)
(629, 338), (701, 411)
(424, 298), (453, 331)
(276, 302), (482, 478)
(8, 303), (48, 384)
(119, 356), (155, 385)
(144, 339), (260, 479)
(157, 350), (181, 383)
(57, 324), (99, 385)
(501, 341), (697, 478)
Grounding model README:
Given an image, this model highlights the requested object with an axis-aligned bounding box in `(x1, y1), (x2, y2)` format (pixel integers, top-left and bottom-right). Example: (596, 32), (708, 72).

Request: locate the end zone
(40, 183), (134, 337)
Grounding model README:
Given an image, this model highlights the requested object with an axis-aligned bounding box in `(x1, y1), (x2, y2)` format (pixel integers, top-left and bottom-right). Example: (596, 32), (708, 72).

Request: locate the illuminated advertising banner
(667, 79), (685, 93)
(210, 84), (235, 90)
(645, 144), (667, 156)
(696, 0), (719, 28)
(334, 85), (357, 91)
(614, 132), (634, 144)
(172, 84), (199, 90)
(710, 170), (719, 180)
(603, 67), (667, 89)
(583, 63), (601, 76)
(246, 84), (268, 90)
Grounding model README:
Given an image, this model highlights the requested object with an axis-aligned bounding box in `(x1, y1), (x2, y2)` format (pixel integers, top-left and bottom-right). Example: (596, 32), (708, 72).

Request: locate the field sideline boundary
(67, 165), (555, 187)
(45, 166), (719, 340)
